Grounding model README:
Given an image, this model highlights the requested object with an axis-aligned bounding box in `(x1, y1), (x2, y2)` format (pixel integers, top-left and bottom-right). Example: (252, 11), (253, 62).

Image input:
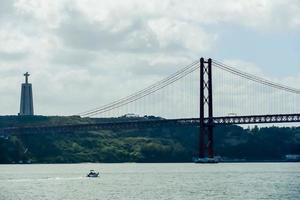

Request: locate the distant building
(19, 72), (34, 116)
(124, 113), (139, 118)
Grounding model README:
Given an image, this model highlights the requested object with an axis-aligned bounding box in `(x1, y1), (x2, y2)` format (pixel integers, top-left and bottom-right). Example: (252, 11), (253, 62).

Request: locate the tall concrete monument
(19, 72), (34, 116)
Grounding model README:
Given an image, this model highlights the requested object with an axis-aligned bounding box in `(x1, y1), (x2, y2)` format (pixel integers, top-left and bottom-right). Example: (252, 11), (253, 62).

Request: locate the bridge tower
(199, 58), (214, 159)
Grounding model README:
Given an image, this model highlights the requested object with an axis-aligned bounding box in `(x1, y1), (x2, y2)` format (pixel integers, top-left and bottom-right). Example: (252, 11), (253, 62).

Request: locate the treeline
(0, 116), (299, 163)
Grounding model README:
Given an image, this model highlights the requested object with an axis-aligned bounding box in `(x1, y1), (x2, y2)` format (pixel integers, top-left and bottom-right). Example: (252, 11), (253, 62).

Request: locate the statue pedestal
(19, 83), (34, 116)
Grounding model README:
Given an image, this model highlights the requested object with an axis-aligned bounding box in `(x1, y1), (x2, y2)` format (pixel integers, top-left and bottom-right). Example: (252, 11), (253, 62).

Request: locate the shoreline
(1, 160), (300, 165)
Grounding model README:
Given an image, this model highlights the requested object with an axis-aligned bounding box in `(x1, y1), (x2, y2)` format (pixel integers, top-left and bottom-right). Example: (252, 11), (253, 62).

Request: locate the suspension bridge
(1, 58), (299, 160)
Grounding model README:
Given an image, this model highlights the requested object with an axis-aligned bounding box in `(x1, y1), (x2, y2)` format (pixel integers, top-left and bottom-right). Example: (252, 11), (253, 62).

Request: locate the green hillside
(0, 116), (299, 163)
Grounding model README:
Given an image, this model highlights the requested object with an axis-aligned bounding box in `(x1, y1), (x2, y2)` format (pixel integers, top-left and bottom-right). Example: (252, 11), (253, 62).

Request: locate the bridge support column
(199, 58), (214, 159)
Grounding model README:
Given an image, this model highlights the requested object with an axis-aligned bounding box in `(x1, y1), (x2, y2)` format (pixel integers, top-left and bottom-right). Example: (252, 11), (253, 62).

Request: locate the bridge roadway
(0, 114), (299, 135)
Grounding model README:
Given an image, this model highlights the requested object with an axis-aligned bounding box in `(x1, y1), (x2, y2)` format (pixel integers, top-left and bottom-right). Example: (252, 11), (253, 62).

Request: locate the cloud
(55, 9), (157, 53)
(165, 0), (300, 31)
(0, 0), (299, 116)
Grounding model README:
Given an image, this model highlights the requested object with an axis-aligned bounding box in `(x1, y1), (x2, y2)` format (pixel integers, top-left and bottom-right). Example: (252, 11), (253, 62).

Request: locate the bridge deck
(0, 114), (299, 135)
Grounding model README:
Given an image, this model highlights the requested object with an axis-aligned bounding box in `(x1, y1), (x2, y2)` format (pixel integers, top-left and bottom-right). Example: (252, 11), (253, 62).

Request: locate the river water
(0, 163), (299, 200)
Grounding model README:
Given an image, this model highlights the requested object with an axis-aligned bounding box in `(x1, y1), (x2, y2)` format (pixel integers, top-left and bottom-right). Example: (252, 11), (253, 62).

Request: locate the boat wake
(4, 176), (87, 182)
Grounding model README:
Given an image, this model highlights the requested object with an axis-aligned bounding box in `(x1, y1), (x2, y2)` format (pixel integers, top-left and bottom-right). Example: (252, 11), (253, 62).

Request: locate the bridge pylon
(199, 57), (214, 159)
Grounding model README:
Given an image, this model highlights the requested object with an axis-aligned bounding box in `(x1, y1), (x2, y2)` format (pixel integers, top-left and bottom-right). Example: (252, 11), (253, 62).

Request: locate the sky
(0, 0), (299, 116)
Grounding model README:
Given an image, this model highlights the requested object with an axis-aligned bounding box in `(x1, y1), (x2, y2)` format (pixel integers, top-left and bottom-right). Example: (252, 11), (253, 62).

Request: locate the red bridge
(1, 58), (299, 160)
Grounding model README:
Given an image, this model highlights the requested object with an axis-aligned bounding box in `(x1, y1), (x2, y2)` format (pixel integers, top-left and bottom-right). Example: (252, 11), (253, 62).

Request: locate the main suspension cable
(213, 60), (300, 94)
(79, 60), (200, 117)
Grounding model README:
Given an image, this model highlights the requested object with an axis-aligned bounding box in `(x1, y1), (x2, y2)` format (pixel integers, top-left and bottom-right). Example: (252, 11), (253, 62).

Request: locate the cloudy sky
(0, 0), (299, 116)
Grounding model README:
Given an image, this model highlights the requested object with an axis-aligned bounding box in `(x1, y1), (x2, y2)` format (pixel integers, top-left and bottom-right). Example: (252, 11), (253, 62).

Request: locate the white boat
(87, 170), (99, 177)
